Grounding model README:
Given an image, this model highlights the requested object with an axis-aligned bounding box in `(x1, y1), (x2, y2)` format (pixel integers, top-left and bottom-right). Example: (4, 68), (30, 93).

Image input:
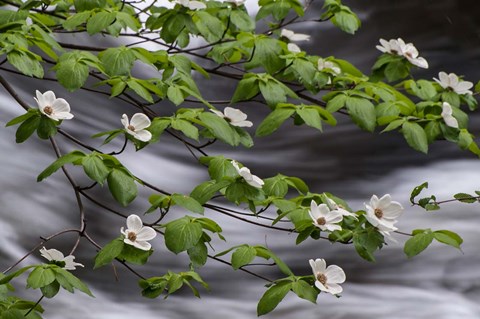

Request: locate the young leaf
(231, 245), (256, 270)
(37, 151), (86, 182)
(404, 229), (434, 258)
(82, 154), (110, 185)
(402, 121), (428, 153)
(26, 266), (56, 289)
(94, 238), (124, 269)
(171, 193), (205, 214)
(164, 217), (203, 254)
(15, 114), (41, 143)
(257, 281), (292, 316)
(433, 230), (463, 250)
(256, 108), (295, 136)
(107, 168), (138, 206)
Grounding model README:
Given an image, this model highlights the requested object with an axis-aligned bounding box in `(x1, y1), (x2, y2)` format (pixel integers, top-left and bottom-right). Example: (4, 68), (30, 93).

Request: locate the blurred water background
(1, 0), (480, 318)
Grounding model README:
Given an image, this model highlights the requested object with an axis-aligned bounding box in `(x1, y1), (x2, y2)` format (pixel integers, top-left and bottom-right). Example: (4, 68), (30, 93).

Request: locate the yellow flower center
(128, 125), (136, 131)
(316, 273), (327, 286)
(127, 231), (137, 241)
(374, 208), (383, 219)
(44, 106), (53, 115)
(316, 217), (326, 225)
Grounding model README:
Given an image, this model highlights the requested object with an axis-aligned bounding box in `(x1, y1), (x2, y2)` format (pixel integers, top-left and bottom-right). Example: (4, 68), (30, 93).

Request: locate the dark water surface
(1, 1), (480, 318)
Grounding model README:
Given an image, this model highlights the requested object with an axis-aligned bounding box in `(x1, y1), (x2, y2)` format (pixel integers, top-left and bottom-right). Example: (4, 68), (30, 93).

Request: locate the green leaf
(453, 193), (477, 203)
(167, 85), (184, 105)
(231, 245), (256, 270)
(296, 107), (322, 131)
(40, 280), (60, 298)
(345, 96), (376, 132)
(404, 229), (434, 258)
(410, 80), (436, 100)
(285, 176), (309, 194)
(63, 11), (91, 30)
(171, 119), (199, 140)
(86, 11), (116, 35)
(190, 180), (231, 204)
(82, 153), (110, 185)
(15, 114), (40, 143)
(27, 267), (56, 289)
(127, 79), (153, 103)
(55, 57), (89, 91)
(172, 193), (204, 214)
(353, 228), (384, 262)
(402, 121), (428, 153)
(187, 241), (208, 267)
(36, 116), (57, 139)
(291, 279), (317, 303)
(107, 168), (138, 206)
(6, 109), (38, 127)
(257, 281), (292, 316)
(94, 238), (124, 269)
(193, 11), (225, 43)
(256, 108), (295, 136)
(37, 151), (86, 181)
(263, 175), (288, 197)
(254, 246), (293, 276)
(100, 47), (135, 76)
(332, 10), (360, 34)
(52, 267), (93, 296)
(117, 243), (153, 265)
(7, 50), (43, 78)
(231, 75), (259, 103)
(165, 217), (203, 254)
(230, 10), (255, 31)
(198, 112), (238, 146)
(245, 37), (283, 74)
(410, 182), (428, 204)
(433, 230), (463, 249)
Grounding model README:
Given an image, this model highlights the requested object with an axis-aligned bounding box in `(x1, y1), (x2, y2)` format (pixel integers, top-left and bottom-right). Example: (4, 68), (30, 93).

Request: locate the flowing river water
(1, 0), (480, 318)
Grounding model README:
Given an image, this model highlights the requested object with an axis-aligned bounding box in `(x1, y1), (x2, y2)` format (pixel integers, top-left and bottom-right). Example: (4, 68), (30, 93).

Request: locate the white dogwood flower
(40, 247), (84, 270)
(231, 160), (264, 188)
(176, 0), (206, 10)
(434, 72), (473, 95)
(210, 107), (253, 127)
(281, 29), (310, 42)
(317, 58), (341, 75)
(441, 102), (459, 128)
(365, 194), (403, 231)
(309, 258), (346, 295)
(121, 214), (157, 251)
(34, 90), (73, 121)
(121, 113), (152, 142)
(376, 38), (428, 69)
(324, 197), (357, 219)
(287, 43), (302, 53)
(309, 200), (343, 232)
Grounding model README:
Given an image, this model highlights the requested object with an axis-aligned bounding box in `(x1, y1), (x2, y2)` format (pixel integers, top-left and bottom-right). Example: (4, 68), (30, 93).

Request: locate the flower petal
(377, 194), (392, 210)
(51, 98), (71, 113)
(121, 114), (129, 129)
(224, 107), (247, 122)
(40, 248), (64, 261)
(134, 130), (152, 142)
(325, 283), (343, 295)
(132, 240), (152, 251)
(54, 112), (74, 120)
(315, 280), (329, 292)
(325, 265), (346, 284)
(287, 43), (301, 53)
(455, 81), (473, 95)
(311, 258), (326, 273)
(187, 1), (206, 9)
(126, 214), (143, 232)
(130, 113), (151, 130)
(135, 226), (157, 241)
(210, 109), (225, 118)
(42, 91), (57, 106)
(231, 120), (253, 127)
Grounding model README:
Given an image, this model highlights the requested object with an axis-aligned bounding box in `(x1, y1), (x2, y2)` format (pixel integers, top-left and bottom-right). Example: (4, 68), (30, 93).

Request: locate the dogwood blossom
(441, 102), (459, 128)
(317, 58), (341, 75)
(34, 90), (73, 121)
(365, 194), (403, 231)
(324, 197), (357, 219)
(309, 258), (346, 295)
(40, 247), (84, 270)
(287, 43), (302, 53)
(308, 200), (343, 232)
(121, 214), (157, 251)
(231, 160), (264, 188)
(433, 72), (473, 95)
(121, 113), (152, 142)
(176, 0), (206, 10)
(210, 107), (253, 127)
(280, 29), (311, 42)
(376, 38), (428, 69)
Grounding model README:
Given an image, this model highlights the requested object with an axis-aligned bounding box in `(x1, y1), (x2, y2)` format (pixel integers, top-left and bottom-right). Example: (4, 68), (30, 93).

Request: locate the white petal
(133, 130), (152, 142)
(121, 114), (130, 129)
(438, 71), (449, 85)
(210, 109), (225, 118)
(51, 98), (70, 113)
(325, 211), (343, 224)
(369, 194), (380, 208)
(325, 223), (342, 232)
(130, 113), (151, 130)
(132, 240), (152, 251)
(309, 201), (321, 219)
(290, 33), (310, 42)
(62, 256), (84, 270)
(377, 194), (392, 209)
(443, 114), (459, 128)
(311, 258), (326, 273)
(287, 43), (301, 53)
(40, 248), (64, 261)
(325, 265), (346, 284)
(135, 226), (157, 241)
(325, 283), (343, 295)
(187, 1), (206, 9)
(54, 112), (74, 120)
(365, 213), (380, 227)
(224, 107), (248, 122)
(448, 73), (459, 87)
(376, 45), (389, 53)
(410, 57), (429, 69)
(455, 81), (473, 95)
(317, 203), (331, 217)
(126, 214), (143, 232)
(442, 102), (453, 116)
(42, 91), (57, 106)
(280, 29), (294, 40)
(247, 175), (264, 188)
(315, 280), (329, 292)
(382, 203), (404, 220)
(231, 120), (253, 127)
